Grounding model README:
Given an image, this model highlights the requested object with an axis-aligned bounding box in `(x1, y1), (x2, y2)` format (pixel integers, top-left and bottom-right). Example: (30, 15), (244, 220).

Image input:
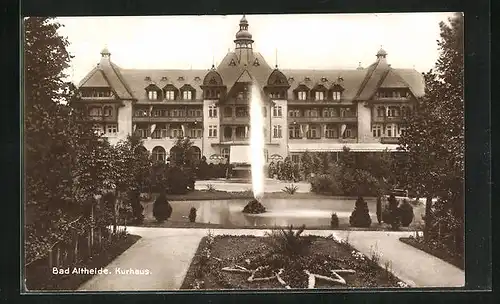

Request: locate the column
(231, 126), (236, 141)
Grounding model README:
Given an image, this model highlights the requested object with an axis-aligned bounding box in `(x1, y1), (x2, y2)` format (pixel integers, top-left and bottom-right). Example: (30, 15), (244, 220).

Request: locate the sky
(56, 13), (456, 84)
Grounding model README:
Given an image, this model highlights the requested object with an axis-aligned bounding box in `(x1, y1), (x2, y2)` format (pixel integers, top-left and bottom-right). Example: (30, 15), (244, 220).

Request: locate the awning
(230, 145), (252, 164)
(288, 143), (400, 153)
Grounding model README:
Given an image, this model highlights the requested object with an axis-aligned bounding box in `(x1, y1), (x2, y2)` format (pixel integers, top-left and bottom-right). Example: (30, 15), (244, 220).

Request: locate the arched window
(152, 146), (166, 162)
(169, 146), (182, 164)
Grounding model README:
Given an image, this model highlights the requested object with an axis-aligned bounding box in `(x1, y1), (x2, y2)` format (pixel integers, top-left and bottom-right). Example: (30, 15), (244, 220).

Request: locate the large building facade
(76, 15), (424, 164)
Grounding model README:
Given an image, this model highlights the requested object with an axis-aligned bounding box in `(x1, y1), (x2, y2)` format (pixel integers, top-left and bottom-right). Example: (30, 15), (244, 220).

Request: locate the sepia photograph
(23, 13), (466, 292)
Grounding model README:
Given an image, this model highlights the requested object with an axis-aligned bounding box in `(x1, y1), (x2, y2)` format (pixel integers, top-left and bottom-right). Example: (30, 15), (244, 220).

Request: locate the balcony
(380, 137), (400, 144)
(287, 99), (354, 105)
(289, 116), (357, 123)
(132, 116), (202, 123)
(87, 115), (118, 123)
(221, 116), (250, 125)
(372, 116), (404, 123)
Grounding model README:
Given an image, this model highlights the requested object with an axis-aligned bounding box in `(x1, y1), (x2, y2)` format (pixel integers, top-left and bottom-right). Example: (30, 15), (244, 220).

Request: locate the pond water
(141, 198), (425, 228)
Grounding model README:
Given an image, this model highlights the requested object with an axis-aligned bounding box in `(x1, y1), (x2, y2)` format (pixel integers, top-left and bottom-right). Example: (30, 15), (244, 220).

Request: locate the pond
(141, 197), (425, 228)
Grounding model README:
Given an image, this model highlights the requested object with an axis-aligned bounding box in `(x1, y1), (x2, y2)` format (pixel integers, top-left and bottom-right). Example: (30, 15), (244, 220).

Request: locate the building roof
(216, 51), (273, 90)
(281, 69), (367, 100)
(117, 69), (207, 100)
(79, 68), (110, 87)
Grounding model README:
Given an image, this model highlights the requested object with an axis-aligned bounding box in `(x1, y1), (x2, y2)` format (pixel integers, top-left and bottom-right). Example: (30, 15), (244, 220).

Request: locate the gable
(80, 69), (110, 88)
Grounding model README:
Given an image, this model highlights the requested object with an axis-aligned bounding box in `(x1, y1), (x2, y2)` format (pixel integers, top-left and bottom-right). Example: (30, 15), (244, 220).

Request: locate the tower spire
(275, 48), (278, 69)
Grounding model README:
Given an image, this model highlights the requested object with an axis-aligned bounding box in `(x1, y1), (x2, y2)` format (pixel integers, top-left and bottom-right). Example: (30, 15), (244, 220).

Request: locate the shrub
(153, 193), (172, 223)
(166, 166), (190, 194)
(330, 213), (339, 228)
(129, 190), (144, 225)
(242, 199), (266, 214)
(205, 184), (216, 192)
(349, 196), (372, 228)
(189, 207), (197, 223)
(384, 195), (401, 230)
(282, 184), (298, 194)
(399, 199), (414, 227)
(310, 174), (342, 195)
(265, 224), (312, 256)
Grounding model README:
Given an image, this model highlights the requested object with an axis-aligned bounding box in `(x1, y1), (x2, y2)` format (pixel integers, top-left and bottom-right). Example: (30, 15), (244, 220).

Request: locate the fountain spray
(250, 84), (265, 202)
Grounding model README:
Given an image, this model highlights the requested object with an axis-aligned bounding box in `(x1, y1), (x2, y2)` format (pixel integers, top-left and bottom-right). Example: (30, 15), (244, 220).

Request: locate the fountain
(242, 84), (266, 214)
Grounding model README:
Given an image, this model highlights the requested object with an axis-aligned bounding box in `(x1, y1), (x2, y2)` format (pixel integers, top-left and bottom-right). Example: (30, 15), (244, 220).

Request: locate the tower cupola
(234, 15), (254, 50)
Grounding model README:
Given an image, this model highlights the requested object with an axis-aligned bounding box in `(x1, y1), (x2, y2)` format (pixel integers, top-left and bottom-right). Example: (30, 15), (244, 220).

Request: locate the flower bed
(181, 232), (407, 290)
(399, 236), (464, 270)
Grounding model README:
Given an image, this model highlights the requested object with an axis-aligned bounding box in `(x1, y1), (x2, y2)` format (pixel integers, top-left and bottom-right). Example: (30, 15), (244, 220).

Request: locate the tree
(172, 137), (195, 167)
(24, 17), (112, 264)
(398, 13), (464, 252)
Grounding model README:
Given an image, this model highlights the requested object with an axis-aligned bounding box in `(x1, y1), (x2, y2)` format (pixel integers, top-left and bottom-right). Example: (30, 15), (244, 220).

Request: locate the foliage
(397, 13), (464, 251)
(166, 166), (191, 194)
(310, 174), (341, 195)
(265, 225), (312, 257)
(282, 184), (298, 195)
(383, 195), (401, 230)
(152, 193), (172, 222)
(399, 200), (414, 227)
(349, 197), (372, 228)
(189, 207), (197, 223)
(205, 184), (216, 192)
(330, 213), (339, 229)
(242, 199), (266, 214)
(171, 137), (197, 167)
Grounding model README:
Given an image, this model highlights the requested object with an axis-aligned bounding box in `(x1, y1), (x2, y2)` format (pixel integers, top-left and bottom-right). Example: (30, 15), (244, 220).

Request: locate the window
(224, 106), (233, 117)
(152, 109), (167, 117)
(305, 109), (318, 117)
(289, 109), (301, 117)
(151, 124), (167, 139)
(332, 91), (341, 101)
(134, 109), (148, 117)
(372, 124), (382, 137)
(315, 91), (325, 101)
(322, 107), (338, 117)
(344, 128), (353, 138)
(148, 90), (158, 100)
(307, 126), (319, 139)
(298, 91), (307, 100)
(208, 105), (218, 118)
(401, 106), (411, 117)
(399, 125), (406, 136)
(235, 126), (246, 139)
(208, 125), (218, 137)
(386, 125), (393, 137)
(190, 128), (203, 138)
(273, 125), (282, 138)
(325, 125), (338, 138)
(341, 107), (355, 117)
(221, 148), (230, 161)
(165, 90), (175, 100)
(191, 146), (201, 160)
(289, 125), (301, 139)
(103, 106), (113, 117)
(105, 124), (118, 135)
(92, 124), (104, 135)
(188, 109), (197, 117)
(171, 128), (183, 138)
(171, 109), (185, 117)
(272, 105), (283, 117)
(223, 126), (232, 140)
(136, 127), (148, 139)
(377, 106), (385, 117)
(387, 106), (400, 117)
(236, 106), (249, 117)
(291, 154), (300, 164)
(182, 90), (192, 100)
(152, 146), (166, 162)
(89, 107), (102, 116)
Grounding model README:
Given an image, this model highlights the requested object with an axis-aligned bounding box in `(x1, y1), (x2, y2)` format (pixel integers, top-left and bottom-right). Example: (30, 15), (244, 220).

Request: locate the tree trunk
(424, 196), (433, 241)
(113, 190), (118, 234)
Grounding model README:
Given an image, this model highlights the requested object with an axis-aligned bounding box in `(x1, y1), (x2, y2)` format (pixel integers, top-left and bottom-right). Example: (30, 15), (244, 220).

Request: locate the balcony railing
(221, 116), (250, 124)
(380, 137), (400, 144)
(287, 98), (353, 105)
(136, 99), (204, 105)
(132, 116), (202, 123)
(289, 116), (357, 123)
(372, 116), (405, 123)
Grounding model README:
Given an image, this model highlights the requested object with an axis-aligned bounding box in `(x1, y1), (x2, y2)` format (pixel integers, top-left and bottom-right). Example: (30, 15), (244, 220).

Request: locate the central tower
(234, 15), (254, 66)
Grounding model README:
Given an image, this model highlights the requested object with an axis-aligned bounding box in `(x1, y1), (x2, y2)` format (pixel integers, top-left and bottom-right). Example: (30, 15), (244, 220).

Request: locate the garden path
(78, 228), (464, 291)
(195, 179), (311, 193)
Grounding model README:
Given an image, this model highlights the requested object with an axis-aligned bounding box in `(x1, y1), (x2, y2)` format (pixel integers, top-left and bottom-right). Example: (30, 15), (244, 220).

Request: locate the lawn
(399, 236), (464, 270)
(181, 232), (408, 290)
